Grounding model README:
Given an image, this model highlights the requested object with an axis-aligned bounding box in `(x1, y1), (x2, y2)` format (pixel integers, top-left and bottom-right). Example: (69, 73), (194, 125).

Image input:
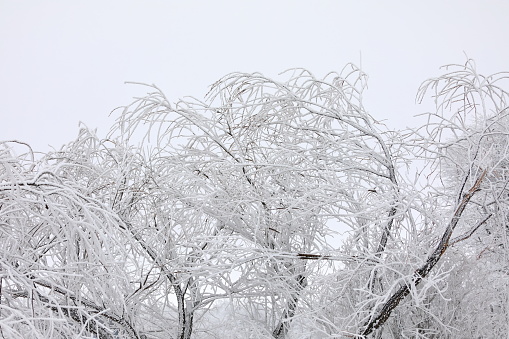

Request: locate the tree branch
(360, 170), (486, 336)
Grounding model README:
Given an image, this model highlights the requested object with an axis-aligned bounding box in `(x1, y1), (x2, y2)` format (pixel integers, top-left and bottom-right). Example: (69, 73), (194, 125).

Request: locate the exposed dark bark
(272, 274), (307, 339)
(367, 204), (398, 293)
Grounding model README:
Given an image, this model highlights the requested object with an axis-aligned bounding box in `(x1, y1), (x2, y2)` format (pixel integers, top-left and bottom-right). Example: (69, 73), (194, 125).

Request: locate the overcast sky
(1, 1), (508, 153)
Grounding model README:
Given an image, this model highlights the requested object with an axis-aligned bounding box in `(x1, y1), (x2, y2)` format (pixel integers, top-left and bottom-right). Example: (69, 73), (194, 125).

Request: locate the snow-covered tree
(1, 60), (508, 338)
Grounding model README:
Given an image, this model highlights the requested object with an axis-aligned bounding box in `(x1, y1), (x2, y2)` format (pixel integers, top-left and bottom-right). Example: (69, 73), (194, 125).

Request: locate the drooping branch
(10, 279), (140, 339)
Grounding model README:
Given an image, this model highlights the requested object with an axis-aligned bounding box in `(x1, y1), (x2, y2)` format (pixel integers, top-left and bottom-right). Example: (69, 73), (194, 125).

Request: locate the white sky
(1, 1), (508, 153)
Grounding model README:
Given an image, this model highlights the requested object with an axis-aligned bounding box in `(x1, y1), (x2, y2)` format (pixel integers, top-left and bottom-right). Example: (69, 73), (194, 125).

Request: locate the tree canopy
(1, 60), (509, 338)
